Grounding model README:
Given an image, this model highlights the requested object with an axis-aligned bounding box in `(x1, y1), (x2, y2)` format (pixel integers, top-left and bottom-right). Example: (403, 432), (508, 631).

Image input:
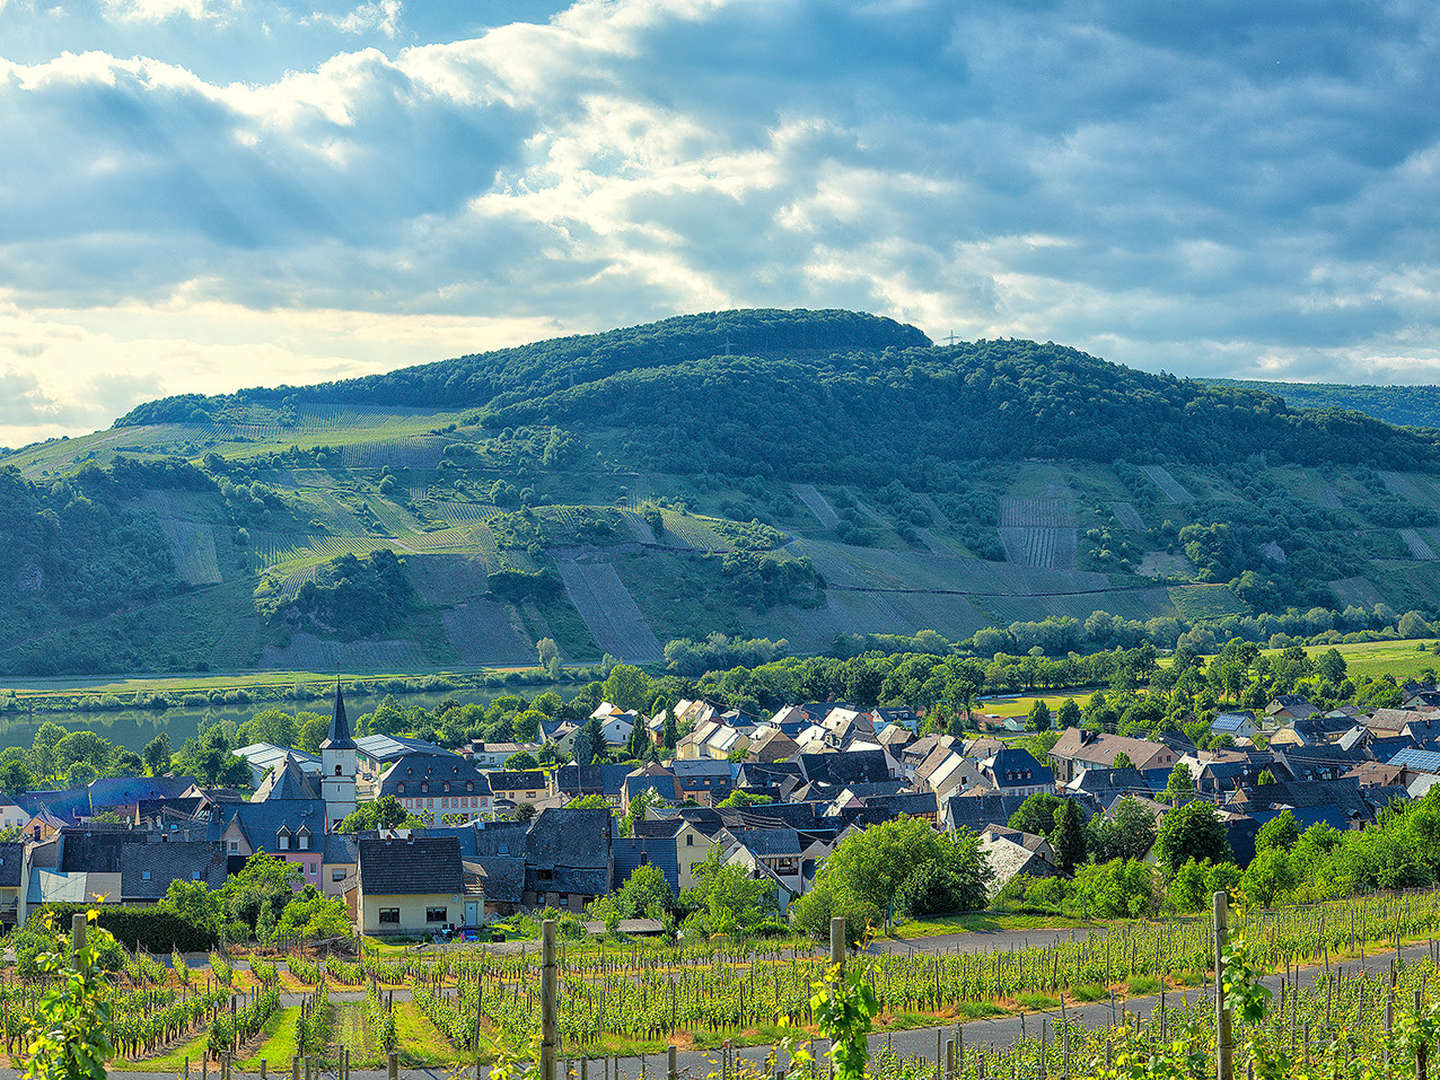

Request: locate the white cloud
(303, 0), (402, 39)
(5, 0), (1440, 443)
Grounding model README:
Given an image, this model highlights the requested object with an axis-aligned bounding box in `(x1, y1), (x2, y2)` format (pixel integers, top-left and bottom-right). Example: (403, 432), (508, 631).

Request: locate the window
(397, 783), (406, 794)
(335, 764), (342, 775)
(310, 863), (318, 873)
(333, 868), (346, 881)
(229, 841), (239, 853)
(686, 834), (694, 847)
(142, 870), (151, 881)
(558, 895), (569, 908)
(425, 907), (447, 923)
(466, 781), (473, 792)
(191, 871), (200, 881)
(379, 908), (400, 924)
(277, 834), (290, 850)
(298, 834), (310, 850)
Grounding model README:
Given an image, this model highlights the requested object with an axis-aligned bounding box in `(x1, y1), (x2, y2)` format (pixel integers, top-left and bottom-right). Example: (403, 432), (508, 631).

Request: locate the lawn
(886, 910), (1096, 939)
(130, 1029), (213, 1073)
(978, 692), (1094, 720)
(237, 1007), (302, 1071)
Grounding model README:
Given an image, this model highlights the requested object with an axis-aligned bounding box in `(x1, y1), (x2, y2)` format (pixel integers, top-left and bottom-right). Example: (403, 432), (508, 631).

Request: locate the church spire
(321, 676), (356, 750)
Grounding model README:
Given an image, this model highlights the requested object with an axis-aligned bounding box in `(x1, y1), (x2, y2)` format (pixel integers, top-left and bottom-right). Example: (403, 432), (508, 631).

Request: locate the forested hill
(116, 308), (1440, 481)
(1205, 378), (1440, 431)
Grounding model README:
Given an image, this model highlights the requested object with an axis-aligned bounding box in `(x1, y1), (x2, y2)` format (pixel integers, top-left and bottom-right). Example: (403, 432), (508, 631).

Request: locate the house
(523, 808), (612, 911)
(612, 835), (681, 895)
(978, 748), (1052, 797)
(1265, 695), (1317, 723)
(209, 800), (329, 891)
(485, 771), (550, 806)
(746, 726), (800, 763)
(378, 753), (493, 824)
(722, 827), (804, 899)
(0, 796), (31, 833)
(941, 793), (1033, 835)
(251, 754), (320, 803)
(349, 836), (466, 934)
(551, 763), (631, 805)
(466, 742), (531, 770)
(233, 744), (321, 788)
(796, 750), (892, 787)
(901, 734), (956, 774)
(916, 747), (989, 801)
(590, 703), (640, 746)
(672, 759), (734, 805)
(355, 734), (454, 780)
(976, 827), (1057, 898)
(121, 841), (228, 903)
(1047, 729), (1177, 784)
(1211, 712), (1259, 741)
(0, 843), (28, 926)
(322, 833), (359, 899)
(623, 765), (681, 810)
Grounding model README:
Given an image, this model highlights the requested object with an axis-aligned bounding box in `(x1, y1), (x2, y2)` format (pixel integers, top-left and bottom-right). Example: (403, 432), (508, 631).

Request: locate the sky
(2, 0), (1440, 447)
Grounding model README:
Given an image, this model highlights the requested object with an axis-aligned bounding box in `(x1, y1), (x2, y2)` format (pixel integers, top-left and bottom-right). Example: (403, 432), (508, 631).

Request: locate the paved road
(21, 936), (1429, 1080)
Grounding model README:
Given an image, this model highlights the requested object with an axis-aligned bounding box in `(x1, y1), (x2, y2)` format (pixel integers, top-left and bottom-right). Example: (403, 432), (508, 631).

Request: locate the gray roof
(726, 827), (801, 856)
(321, 681), (356, 751)
(0, 843), (23, 888)
(355, 734), (452, 763)
(611, 838), (680, 893)
(465, 855), (525, 903)
(122, 841), (228, 900)
(379, 753), (492, 797)
(358, 836), (464, 895)
(253, 754), (320, 802)
(211, 800), (328, 852)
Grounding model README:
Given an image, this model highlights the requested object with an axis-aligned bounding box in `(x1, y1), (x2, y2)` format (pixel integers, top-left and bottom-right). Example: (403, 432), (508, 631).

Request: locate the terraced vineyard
(1140, 464), (1194, 502)
(1400, 527), (1439, 560)
(791, 482), (841, 528)
(1109, 500), (1145, 531)
(553, 555), (664, 663)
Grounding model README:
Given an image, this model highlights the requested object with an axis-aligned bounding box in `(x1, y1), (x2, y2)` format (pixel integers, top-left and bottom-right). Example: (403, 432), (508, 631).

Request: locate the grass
(976, 693), (1092, 720)
(237, 1007), (302, 1070)
(886, 910), (1096, 938)
(394, 1001), (460, 1067)
(130, 1028), (213, 1072)
(1070, 983), (1109, 1003)
(1015, 992), (1061, 1011)
(1126, 975), (1162, 995)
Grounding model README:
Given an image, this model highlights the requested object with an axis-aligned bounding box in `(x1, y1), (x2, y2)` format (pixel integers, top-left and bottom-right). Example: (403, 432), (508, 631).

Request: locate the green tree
(30, 721), (66, 782)
(1111, 751), (1133, 769)
(0, 759), (35, 797)
(1162, 762), (1195, 805)
(336, 795), (424, 833)
(569, 794), (611, 809)
(1007, 792), (1063, 838)
(1051, 799), (1086, 875)
(625, 714), (650, 759)
(504, 751), (539, 770)
(219, 852), (303, 932)
(54, 731), (114, 776)
(680, 847), (777, 935)
(1255, 810), (1300, 853)
(158, 879), (225, 941)
(791, 817), (990, 938)
(1056, 698), (1082, 729)
(590, 864), (674, 922)
(1085, 797), (1156, 863)
(1025, 700), (1052, 732)
(141, 733), (172, 777)
(1240, 847), (1298, 906)
(276, 893), (352, 943)
(663, 708), (679, 751)
(1156, 801), (1230, 872)
(600, 665), (653, 713)
(173, 726), (251, 787)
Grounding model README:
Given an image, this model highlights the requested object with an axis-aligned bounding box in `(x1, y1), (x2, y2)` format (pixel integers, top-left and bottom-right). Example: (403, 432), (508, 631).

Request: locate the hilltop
(6, 307), (1440, 677)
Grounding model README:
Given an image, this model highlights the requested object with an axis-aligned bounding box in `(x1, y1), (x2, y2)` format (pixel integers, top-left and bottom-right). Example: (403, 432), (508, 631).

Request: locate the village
(0, 676), (1431, 940)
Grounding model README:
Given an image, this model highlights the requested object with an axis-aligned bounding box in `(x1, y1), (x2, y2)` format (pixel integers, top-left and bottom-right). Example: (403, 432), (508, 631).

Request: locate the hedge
(37, 904), (217, 953)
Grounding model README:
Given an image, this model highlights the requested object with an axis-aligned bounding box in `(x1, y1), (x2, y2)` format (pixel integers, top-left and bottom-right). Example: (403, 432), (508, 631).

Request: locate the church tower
(321, 678), (357, 830)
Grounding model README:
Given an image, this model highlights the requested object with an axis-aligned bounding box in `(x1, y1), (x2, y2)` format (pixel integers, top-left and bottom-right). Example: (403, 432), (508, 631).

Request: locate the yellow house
(349, 835), (466, 936)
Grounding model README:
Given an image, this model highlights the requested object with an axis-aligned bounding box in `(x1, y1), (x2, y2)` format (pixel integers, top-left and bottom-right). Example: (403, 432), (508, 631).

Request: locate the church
(320, 680), (358, 830)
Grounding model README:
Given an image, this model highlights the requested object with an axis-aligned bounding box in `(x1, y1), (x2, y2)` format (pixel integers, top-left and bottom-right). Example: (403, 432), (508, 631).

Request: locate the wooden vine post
(541, 919), (558, 1080)
(1215, 892), (1233, 1080)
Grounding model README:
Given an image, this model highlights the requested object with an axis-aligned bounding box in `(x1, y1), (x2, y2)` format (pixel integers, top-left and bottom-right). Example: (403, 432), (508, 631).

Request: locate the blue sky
(1, 0), (1439, 445)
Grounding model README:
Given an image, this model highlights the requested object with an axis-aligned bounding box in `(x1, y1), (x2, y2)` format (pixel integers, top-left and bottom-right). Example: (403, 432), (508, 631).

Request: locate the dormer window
(397, 783), (406, 794)
(443, 783), (450, 793)
(421, 783), (429, 793)
(298, 834), (310, 850)
(142, 870), (151, 881)
(465, 781), (473, 793)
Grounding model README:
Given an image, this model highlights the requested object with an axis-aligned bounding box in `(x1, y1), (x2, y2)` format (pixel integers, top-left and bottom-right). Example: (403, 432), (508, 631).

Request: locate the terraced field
(998, 497), (1073, 527)
(1140, 464), (1194, 503)
(1329, 575), (1388, 608)
(259, 632), (431, 670)
(790, 482), (841, 528)
(1109, 501), (1145, 531)
(762, 588), (990, 649)
(657, 510), (731, 551)
(1399, 527), (1438, 560)
(152, 516), (223, 585)
(553, 555), (664, 663)
(440, 599), (535, 665)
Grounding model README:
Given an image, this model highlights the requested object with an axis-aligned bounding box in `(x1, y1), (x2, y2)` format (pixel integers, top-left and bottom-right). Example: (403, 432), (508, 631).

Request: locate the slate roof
(943, 793), (1033, 835)
(611, 837), (680, 893)
(253, 755), (320, 802)
(15, 788), (91, 825)
(88, 776), (195, 808)
(57, 829), (129, 873)
(465, 855), (526, 903)
(321, 681), (356, 751)
(797, 750), (890, 786)
(0, 843), (24, 888)
(485, 770), (549, 791)
(985, 748), (1053, 788)
(122, 841), (228, 899)
(378, 753), (492, 797)
(726, 827), (801, 856)
(211, 800), (328, 851)
(1048, 729), (1172, 771)
(358, 836), (464, 895)
(323, 833), (359, 864)
(554, 764), (632, 797)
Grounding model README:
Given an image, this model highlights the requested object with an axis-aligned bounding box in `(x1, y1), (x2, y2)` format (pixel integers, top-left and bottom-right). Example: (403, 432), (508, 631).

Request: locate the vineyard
(791, 484), (842, 530)
(1140, 465), (1195, 504)
(553, 556), (665, 664)
(1108, 501), (1145, 532)
(1400, 528), (1439, 561)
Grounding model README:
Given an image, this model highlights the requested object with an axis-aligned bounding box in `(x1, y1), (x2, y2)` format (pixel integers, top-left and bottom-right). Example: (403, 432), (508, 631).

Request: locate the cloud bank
(2, 0), (1440, 445)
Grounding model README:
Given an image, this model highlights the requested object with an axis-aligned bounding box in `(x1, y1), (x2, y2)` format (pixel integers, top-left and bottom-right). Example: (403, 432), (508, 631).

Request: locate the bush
(37, 904), (217, 954)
